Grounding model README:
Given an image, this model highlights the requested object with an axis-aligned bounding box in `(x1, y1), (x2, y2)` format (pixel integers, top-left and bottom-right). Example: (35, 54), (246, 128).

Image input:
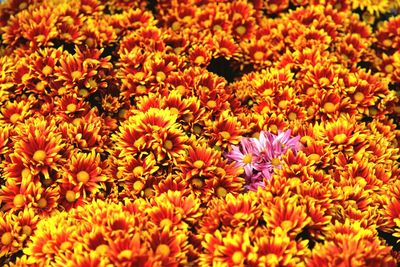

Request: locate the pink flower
(225, 137), (259, 178)
(273, 129), (302, 154)
(225, 129), (302, 191)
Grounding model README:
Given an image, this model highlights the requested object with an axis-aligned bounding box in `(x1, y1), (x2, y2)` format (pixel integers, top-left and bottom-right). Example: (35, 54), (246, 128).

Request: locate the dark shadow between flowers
(378, 230), (400, 251)
(52, 39), (76, 54)
(296, 228), (317, 250)
(147, 0), (157, 14)
(207, 57), (248, 83)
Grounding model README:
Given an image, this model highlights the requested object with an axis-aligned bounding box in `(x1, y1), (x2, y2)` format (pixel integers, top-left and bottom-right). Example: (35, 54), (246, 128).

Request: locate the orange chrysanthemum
(178, 143), (231, 200)
(0, 179), (35, 212)
(255, 227), (310, 266)
(31, 184), (59, 215)
(148, 228), (190, 266)
(198, 192), (261, 235)
(200, 229), (257, 267)
(14, 207), (39, 244)
(106, 234), (152, 267)
(206, 110), (245, 150)
(306, 221), (396, 267)
(13, 116), (65, 180)
(61, 109), (107, 153)
(319, 114), (366, 151)
(23, 213), (78, 266)
(0, 97), (34, 125)
(262, 196), (311, 238)
(0, 212), (20, 258)
(62, 150), (109, 199)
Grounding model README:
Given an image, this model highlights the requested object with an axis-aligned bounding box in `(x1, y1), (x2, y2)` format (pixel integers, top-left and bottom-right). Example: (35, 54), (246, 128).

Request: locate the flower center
(308, 153), (321, 162)
(271, 158), (281, 166)
(42, 178), (53, 186)
(269, 3), (278, 11)
(353, 92), (364, 102)
(65, 190), (76, 203)
(306, 87), (316, 95)
(323, 102), (336, 113)
(193, 125), (202, 134)
(278, 100), (287, 109)
(22, 225), (32, 237)
(383, 39), (392, 47)
(385, 64), (394, 73)
(242, 154), (252, 164)
(1, 232), (12, 246)
(307, 107), (315, 116)
(95, 244), (109, 254)
(193, 160), (204, 169)
(77, 171), (90, 183)
(207, 100), (217, 108)
(191, 178), (203, 188)
(156, 244), (170, 257)
(195, 55), (205, 65)
(71, 70), (82, 80)
(266, 253), (279, 265)
(281, 220), (293, 229)
(9, 113), (20, 123)
(78, 89), (89, 97)
(33, 150), (46, 162)
(19, 2), (28, 9)
(133, 181), (144, 191)
(136, 85), (147, 94)
(213, 25), (222, 31)
(156, 71), (166, 82)
(133, 166), (144, 176)
(253, 51), (264, 61)
(60, 241), (72, 251)
(319, 77), (330, 86)
(216, 187), (228, 197)
(86, 37), (95, 46)
(369, 107), (377, 116)
(118, 250), (133, 260)
(66, 103), (77, 112)
(13, 194), (25, 208)
(37, 198), (47, 209)
(72, 118), (81, 126)
(160, 218), (172, 228)
(36, 81), (46, 91)
(164, 140), (174, 150)
(144, 188), (154, 197)
(236, 25), (246, 35)
(42, 65), (53, 76)
(169, 107), (179, 115)
(118, 109), (127, 119)
(220, 131), (231, 140)
(134, 72), (145, 80)
(333, 133), (347, 144)
(232, 251), (244, 264)
(87, 77), (98, 88)
(269, 124), (278, 133)
(21, 73), (30, 82)
(288, 112), (297, 121)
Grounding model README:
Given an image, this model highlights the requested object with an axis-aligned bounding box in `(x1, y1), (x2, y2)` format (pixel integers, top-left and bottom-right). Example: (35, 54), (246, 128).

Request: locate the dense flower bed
(0, 0), (399, 266)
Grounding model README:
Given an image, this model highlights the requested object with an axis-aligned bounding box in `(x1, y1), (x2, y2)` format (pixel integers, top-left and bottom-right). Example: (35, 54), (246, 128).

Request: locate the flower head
(225, 137), (259, 178)
(225, 129), (302, 191)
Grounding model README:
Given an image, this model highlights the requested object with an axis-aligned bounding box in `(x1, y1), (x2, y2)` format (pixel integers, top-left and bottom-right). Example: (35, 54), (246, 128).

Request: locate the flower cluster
(225, 130), (301, 190)
(0, 0), (399, 266)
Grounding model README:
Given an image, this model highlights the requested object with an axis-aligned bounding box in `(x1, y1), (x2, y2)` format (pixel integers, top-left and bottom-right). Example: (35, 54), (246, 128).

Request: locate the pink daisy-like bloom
(226, 129), (302, 191)
(225, 137), (259, 178)
(245, 172), (269, 191)
(273, 129), (302, 154)
(255, 129), (302, 168)
(257, 129), (302, 160)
